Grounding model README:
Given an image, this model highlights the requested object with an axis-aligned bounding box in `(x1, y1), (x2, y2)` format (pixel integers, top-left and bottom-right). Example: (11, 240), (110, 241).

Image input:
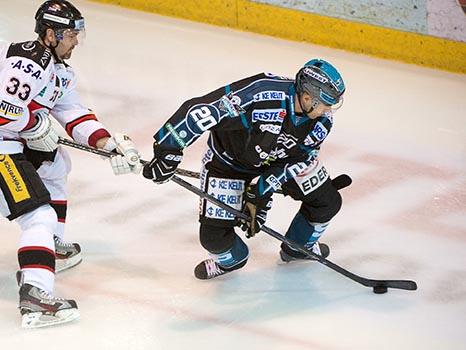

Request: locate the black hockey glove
(331, 174), (352, 191)
(238, 184), (273, 238)
(142, 143), (183, 184)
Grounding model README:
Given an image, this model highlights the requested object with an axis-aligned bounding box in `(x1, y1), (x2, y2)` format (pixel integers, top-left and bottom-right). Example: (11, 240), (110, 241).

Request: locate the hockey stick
(57, 137), (200, 178)
(170, 174), (417, 293)
(57, 137), (353, 192)
(58, 137), (416, 292)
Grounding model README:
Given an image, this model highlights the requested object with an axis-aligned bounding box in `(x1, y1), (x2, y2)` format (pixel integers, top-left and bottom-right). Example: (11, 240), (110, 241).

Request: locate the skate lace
(38, 288), (65, 301)
(304, 242), (322, 255)
(311, 243), (322, 255)
(205, 259), (224, 278)
(54, 236), (74, 248)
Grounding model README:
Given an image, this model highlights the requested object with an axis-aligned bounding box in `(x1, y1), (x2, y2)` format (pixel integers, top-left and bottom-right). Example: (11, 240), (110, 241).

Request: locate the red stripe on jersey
(18, 246), (55, 256)
(88, 128), (111, 148)
(21, 264), (55, 273)
(65, 114), (98, 137)
(23, 100), (50, 131)
(50, 200), (67, 205)
(28, 100), (49, 114)
(58, 218), (66, 223)
(0, 116), (14, 126)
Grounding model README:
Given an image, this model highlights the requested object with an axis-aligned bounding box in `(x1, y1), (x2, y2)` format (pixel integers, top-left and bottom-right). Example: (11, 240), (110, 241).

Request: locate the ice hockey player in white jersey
(0, 1), (141, 328)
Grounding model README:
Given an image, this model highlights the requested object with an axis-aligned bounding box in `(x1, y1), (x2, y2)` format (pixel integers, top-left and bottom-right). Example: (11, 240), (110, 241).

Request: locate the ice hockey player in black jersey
(142, 59), (346, 280)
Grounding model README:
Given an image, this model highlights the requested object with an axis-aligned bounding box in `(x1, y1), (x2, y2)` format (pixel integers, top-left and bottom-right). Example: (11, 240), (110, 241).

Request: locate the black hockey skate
(19, 283), (79, 328)
(279, 242), (330, 263)
(54, 235), (82, 273)
(194, 259), (230, 280)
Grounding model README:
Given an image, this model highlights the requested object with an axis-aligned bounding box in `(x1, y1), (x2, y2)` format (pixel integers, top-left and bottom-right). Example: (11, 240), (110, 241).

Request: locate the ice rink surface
(1, 0), (465, 349)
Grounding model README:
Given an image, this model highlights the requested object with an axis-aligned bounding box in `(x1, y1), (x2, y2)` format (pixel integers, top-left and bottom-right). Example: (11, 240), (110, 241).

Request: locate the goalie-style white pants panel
(37, 147), (72, 194)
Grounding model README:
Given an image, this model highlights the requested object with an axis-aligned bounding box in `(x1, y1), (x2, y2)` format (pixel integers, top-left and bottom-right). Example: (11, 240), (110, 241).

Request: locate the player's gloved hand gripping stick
(58, 137), (417, 294)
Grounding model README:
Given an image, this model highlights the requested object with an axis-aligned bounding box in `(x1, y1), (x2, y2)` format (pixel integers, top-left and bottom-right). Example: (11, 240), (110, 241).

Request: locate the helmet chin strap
(41, 33), (63, 63)
(298, 92), (319, 115)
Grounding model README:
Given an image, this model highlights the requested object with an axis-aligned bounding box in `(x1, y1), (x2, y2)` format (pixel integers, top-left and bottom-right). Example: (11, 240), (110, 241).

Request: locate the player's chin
(62, 52), (73, 60)
(306, 113), (319, 120)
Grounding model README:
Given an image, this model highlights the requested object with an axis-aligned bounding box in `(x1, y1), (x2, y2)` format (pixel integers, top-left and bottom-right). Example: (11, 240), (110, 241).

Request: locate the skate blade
(21, 309), (80, 329)
(278, 250), (320, 265)
(55, 254), (82, 273)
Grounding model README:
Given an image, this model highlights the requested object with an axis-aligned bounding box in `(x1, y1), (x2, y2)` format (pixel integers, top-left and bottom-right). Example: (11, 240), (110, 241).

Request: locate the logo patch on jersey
(277, 133), (297, 149)
(11, 60), (42, 80)
(7, 42), (52, 70)
(311, 122), (328, 141)
(259, 124), (281, 134)
(21, 41), (36, 51)
(40, 49), (52, 69)
(287, 162), (309, 178)
(219, 93), (243, 117)
(0, 155), (31, 203)
(304, 134), (317, 146)
(165, 123), (187, 148)
(251, 109), (286, 123)
(230, 95), (241, 106)
(293, 162), (329, 195)
(61, 77), (71, 89)
(255, 145), (269, 160)
(205, 177), (244, 220)
(253, 91), (286, 102)
(264, 132), (298, 162)
(0, 100), (23, 120)
(265, 174), (281, 191)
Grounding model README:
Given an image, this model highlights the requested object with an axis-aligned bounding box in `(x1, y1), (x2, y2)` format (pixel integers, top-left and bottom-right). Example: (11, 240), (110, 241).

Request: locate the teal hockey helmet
(295, 59), (345, 106)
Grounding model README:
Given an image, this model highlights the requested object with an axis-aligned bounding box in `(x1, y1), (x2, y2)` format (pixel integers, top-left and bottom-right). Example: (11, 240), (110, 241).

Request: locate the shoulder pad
(6, 41), (53, 70)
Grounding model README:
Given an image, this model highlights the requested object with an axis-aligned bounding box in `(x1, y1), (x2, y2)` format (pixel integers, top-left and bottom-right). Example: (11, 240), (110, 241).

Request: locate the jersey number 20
(189, 106), (217, 132)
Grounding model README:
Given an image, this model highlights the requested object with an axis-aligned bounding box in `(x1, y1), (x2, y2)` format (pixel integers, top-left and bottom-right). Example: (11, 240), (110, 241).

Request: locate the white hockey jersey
(0, 40), (110, 154)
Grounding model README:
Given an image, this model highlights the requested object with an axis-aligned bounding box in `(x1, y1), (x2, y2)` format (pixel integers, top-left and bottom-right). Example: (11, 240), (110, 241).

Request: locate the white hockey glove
(19, 111), (59, 152)
(103, 133), (142, 175)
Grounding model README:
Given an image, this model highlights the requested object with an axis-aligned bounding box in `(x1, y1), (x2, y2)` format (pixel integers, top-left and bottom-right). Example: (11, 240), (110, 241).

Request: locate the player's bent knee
(199, 224), (236, 254)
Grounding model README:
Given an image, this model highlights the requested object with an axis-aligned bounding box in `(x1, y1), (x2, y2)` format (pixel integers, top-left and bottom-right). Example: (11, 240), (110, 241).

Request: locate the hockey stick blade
(170, 175), (417, 292)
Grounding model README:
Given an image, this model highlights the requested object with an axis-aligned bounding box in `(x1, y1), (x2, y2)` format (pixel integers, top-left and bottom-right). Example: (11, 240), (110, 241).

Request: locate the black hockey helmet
(35, 0), (85, 39)
(295, 59), (345, 107)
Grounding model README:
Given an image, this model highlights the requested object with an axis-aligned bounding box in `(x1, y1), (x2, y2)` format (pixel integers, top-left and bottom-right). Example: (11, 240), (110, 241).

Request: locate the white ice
(1, 1), (465, 349)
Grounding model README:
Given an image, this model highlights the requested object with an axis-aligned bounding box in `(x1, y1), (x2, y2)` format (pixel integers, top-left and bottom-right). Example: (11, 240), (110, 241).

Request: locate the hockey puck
(373, 286), (388, 294)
